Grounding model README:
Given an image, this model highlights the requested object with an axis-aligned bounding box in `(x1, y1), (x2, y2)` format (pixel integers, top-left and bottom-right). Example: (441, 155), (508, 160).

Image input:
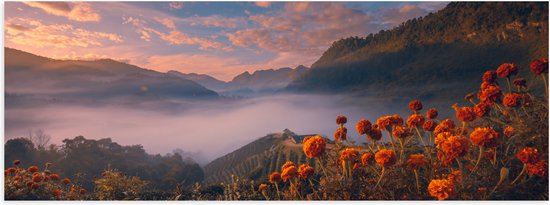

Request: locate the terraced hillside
(203, 129), (320, 184)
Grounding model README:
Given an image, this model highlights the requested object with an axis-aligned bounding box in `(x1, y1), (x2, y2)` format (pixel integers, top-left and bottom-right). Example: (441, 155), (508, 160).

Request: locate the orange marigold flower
(281, 161), (296, 171)
(503, 93), (522, 108)
(440, 119), (456, 129)
(298, 164), (314, 179)
(32, 175), (43, 183)
(303, 135), (326, 158)
(435, 132), (453, 147)
(530, 58), (548, 75)
(517, 147), (540, 164)
(441, 136), (469, 159)
(281, 166), (297, 182)
(480, 81), (493, 90)
(406, 114), (425, 128)
(356, 119), (372, 135)
(393, 125), (411, 139)
(428, 179), (455, 200)
(31, 183), (40, 189)
(13, 160), (20, 166)
(340, 148), (360, 162)
(368, 127), (382, 141)
(334, 127), (347, 142)
(258, 184), (268, 192)
(50, 174), (60, 181)
(470, 127), (499, 148)
(28, 166), (39, 173)
(376, 116), (393, 130)
(447, 170), (462, 184)
(26, 181), (33, 188)
(496, 63), (519, 78)
(62, 178), (71, 185)
(269, 172), (282, 184)
(375, 149), (397, 168)
(478, 85), (503, 105)
(361, 152), (374, 166)
(504, 126), (515, 137)
(409, 100), (423, 111)
(407, 154), (428, 170)
(434, 119), (455, 136)
(482, 70), (497, 83)
(474, 102), (491, 117)
(422, 120), (437, 132)
(7, 167), (17, 173)
(52, 189), (62, 198)
(14, 175), (21, 180)
(455, 106), (476, 122)
(336, 115), (347, 125)
(426, 108), (438, 119)
(513, 78), (527, 88)
(391, 114), (404, 127)
(79, 188), (86, 195)
(527, 160), (548, 177)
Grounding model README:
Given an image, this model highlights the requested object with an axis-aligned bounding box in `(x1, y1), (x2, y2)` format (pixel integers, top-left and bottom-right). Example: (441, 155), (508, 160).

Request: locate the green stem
(414, 169), (420, 194)
(511, 164), (527, 185)
(374, 167), (385, 190)
(470, 146), (484, 176)
(506, 77), (512, 94)
(542, 75), (548, 98)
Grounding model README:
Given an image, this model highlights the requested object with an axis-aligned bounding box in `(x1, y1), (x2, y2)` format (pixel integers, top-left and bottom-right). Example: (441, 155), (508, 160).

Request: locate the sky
(5, 1), (447, 81)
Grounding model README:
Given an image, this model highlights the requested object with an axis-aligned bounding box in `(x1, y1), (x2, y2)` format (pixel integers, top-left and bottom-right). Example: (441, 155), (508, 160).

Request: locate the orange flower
(50, 174), (60, 181)
(340, 148), (360, 162)
(409, 100), (423, 111)
(336, 115), (347, 125)
(517, 147), (540, 164)
(7, 167), (17, 173)
(422, 120), (437, 131)
(474, 102), (491, 117)
(13, 160), (20, 166)
(334, 127), (347, 142)
(356, 119), (372, 135)
(407, 154), (428, 170)
(368, 127), (382, 141)
(482, 70), (497, 83)
(426, 108), (438, 119)
(530, 58), (548, 75)
(392, 125), (411, 139)
(32, 175), (43, 183)
(480, 81), (493, 90)
(391, 115), (404, 127)
(455, 106), (476, 122)
(31, 183), (40, 189)
(298, 164), (314, 179)
(52, 189), (62, 198)
(470, 127), (499, 148)
(361, 152), (374, 166)
(281, 161), (296, 171)
(503, 93), (522, 108)
(441, 136), (469, 160)
(375, 149), (397, 168)
(28, 166), (39, 173)
(303, 135), (326, 158)
(434, 119), (456, 136)
(513, 78), (527, 88)
(406, 114), (425, 128)
(428, 179), (455, 200)
(477, 85), (503, 105)
(258, 184), (268, 192)
(269, 172), (282, 184)
(504, 126), (515, 137)
(376, 116), (393, 130)
(62, 178), (71, 185)
(281, 166), (297, 182)
(527, 160), (548, 177)
(26, 181), (33, 188)
(14, 175), (21, 180)
(496, 63), (518, 78)
(79, 188), (86, 195)
(435, 132), (453, 147)
(447, 170), (462, 184)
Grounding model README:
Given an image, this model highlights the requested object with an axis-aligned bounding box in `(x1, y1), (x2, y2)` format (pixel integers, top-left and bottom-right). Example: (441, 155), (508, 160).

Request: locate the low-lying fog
(5, 94), (452, 165)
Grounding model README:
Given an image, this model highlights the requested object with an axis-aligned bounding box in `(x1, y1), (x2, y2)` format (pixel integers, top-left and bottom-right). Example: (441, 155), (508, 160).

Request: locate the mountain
(287, 2), (548, 99)
(169, 65), (308, 96)
(5, 47), (218, 104)
(203, 129), (320, 184)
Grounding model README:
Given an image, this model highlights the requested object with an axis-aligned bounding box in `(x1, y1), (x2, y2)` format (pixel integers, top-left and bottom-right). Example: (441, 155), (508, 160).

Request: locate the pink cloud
(184, 16), (245, 28)
(23, 2), (101, 22)
(168, 2), (184, 10)
(155, 17), (176, 30)
(254, 2), (272, 8)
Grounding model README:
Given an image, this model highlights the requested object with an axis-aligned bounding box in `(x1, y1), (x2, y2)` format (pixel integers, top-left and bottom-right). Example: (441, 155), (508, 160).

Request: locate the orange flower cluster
(503, 93), (522, 108)
(303, 135), (326, 158)
(496, 63), (519, 78)
(407, 154), (428, 170)
(527, 160), (548, 177)
(440, 136), (469, 161)
(426, 108), (438, 119)
(28, 166), (39, 173)
(448, 170), (462, 184)
(361, 152), (374, 166)
(434, 119), (456, 136)
(435, 132), (453, 147)
(375, 149), (397, 168)
(455, 106), (476, 122)
(409, 100), (423, 111)
(477, 84), (503, 105)
(258, 184), (268, 192)
(269, 172), (282, 184)
(368, 127), (382, 141)
(340, 148), (360, 162)
(513, 78), (527, 88)
(393, 125), (411, 139)
(504, 126), (515, 137)
(406, 114), (425, 128)
(336, 115), (347, 125)
(517, 147), (540, 164)
(334, 127), (347, 142)
(482, 70), (497, 83)
(355, 119), (372, 135)
(376, 115), (403, 131)
(530, 58), (548, 75)
(298, 164), (314, 180)
(470, 127), (499, 148)
(422, 120), (437, 131)
(428, 179), (455, 200)
(474, 102), (491, 117)
(281, 162), (297, 182)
